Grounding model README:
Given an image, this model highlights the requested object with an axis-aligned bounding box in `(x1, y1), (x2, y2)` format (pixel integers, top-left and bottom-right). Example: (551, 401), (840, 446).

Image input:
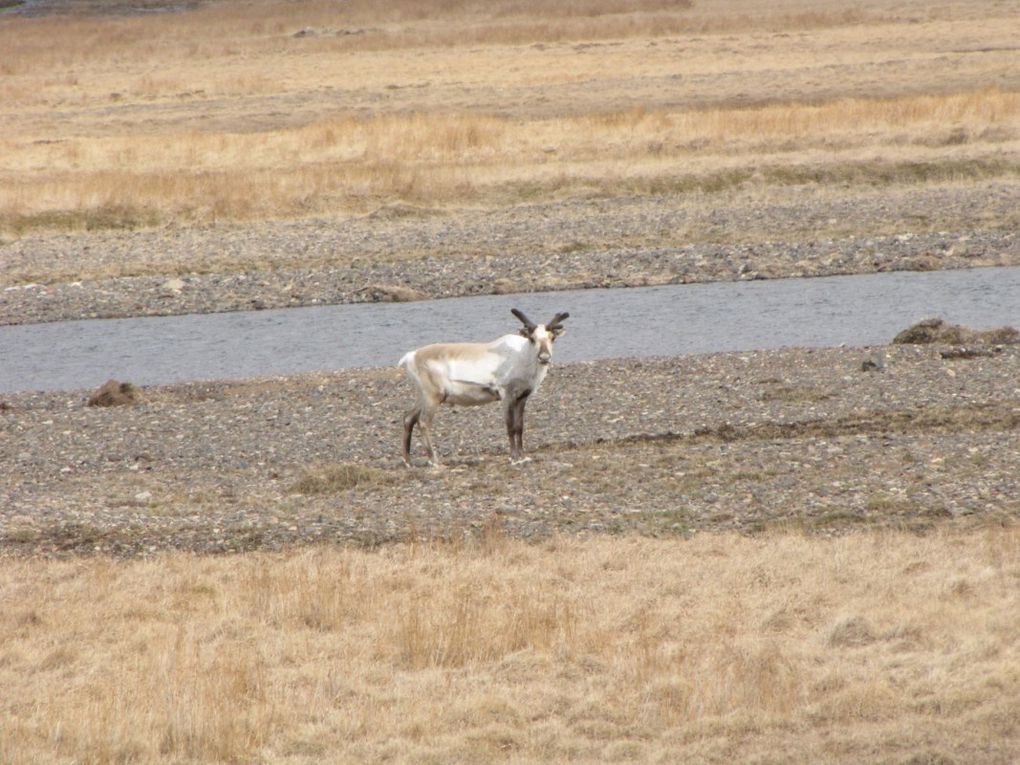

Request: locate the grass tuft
(291, 463), (398, 494)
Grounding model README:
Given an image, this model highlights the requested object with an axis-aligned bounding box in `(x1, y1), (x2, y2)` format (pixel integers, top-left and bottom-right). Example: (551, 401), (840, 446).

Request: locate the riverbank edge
(2, 227), (1018, 327)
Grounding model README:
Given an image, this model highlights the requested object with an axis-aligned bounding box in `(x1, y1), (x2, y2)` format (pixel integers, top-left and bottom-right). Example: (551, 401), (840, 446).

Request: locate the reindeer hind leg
(418, 398), (443, 467)
(402, 404), (421, 467)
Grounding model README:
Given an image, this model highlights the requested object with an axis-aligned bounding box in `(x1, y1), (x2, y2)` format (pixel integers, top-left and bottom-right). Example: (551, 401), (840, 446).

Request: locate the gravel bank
(3, 184), (1018, 326)
(3, 344), (1018, 557)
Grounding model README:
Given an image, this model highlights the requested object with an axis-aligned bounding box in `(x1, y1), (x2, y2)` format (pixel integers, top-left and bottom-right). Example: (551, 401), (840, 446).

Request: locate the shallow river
(2, 266), (1019, 394)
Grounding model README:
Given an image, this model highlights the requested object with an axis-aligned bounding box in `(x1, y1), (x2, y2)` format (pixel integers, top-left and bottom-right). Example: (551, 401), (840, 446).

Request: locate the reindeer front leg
(513, 390), (531, 462)
(503, 400), (517, 461)
(503, 383), (531, 463)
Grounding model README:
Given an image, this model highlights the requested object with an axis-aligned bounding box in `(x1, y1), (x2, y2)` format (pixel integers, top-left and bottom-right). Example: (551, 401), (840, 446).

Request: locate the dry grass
(1, 0), (1018, 239)
(0, 0), (919, 69)
(1, 527), (1018, 763)
(2, 90), (1018, 236)
(291, 462), (399, 494)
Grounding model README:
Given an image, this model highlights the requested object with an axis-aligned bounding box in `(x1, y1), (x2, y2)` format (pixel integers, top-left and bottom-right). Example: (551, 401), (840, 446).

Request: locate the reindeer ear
(547, 312), (569, 339)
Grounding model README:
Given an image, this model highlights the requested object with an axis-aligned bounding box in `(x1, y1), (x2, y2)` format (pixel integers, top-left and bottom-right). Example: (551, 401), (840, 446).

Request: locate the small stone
(357, 284), (427, 303)
(160, 278), (186, 294)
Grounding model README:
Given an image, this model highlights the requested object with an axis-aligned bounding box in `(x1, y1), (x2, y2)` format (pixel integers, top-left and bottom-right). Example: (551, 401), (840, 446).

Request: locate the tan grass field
(1, 0), (1018, 242)
(2, 528), (1019, 764)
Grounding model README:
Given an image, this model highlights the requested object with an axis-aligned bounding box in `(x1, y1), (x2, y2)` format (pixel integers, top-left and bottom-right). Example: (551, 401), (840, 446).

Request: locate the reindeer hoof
(510, 456), (533, 466)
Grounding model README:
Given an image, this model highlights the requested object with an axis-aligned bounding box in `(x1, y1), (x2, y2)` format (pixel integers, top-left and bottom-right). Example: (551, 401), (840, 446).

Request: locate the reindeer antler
(546, 312), (570, 331)
(511, 308), (538, 333)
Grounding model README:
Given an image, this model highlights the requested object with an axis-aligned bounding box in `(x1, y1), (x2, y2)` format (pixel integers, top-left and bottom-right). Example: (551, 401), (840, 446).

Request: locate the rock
(491, 278), (518, 294)
(88, 379), (140, 407)
(939, 347), (1000, 360)
(357, 284), (428, 303)
(157, 278), (186, 300)
(861, 356), (885, 372)
(894, 255), (940, 272)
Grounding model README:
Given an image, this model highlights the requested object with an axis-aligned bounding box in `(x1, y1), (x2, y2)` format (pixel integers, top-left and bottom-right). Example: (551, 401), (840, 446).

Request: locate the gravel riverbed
(3, 185), (1019, 556)
(3, 185), (1019, 326)
(3, 345), (1018, 557)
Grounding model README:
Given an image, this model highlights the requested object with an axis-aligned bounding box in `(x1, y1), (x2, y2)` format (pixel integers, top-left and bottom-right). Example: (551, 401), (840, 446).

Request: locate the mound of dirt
(893, 318), (1020, 346)
(87, 379), (140, 407)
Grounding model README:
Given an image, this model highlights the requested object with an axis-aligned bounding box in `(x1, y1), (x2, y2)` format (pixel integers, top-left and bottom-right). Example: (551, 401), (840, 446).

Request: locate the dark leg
(502, 383), (532, 462)
(510, 390), (530, 462)
(504, 399), (518, 460)
(418, 401), (441, 467)
(402, 405), (421, 466)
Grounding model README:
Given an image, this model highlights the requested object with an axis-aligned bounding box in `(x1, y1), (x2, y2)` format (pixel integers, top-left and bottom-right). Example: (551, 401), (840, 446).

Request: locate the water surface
(1, 266), (1018, 394)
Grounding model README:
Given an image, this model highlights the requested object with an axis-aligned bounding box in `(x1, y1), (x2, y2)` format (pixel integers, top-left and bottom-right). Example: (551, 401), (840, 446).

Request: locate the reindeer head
(511, 308), (569, 365)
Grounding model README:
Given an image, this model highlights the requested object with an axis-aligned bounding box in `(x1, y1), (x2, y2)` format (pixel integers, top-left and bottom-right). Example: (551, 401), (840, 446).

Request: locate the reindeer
(399, 308), (569, 466)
